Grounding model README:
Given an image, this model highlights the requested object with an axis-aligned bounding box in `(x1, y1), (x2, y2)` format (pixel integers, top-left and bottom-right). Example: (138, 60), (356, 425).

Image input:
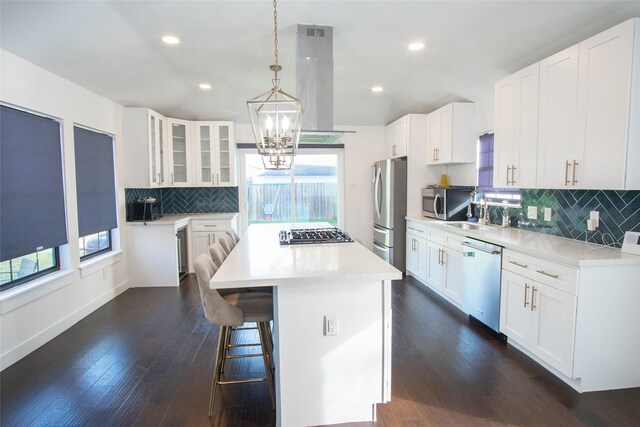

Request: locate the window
(1, 105), (66, 291)
(74, 126), (117, 260)
(79, 231), (111, 259)
(241, 150), (343, 228)
(476, 132), (521, 205)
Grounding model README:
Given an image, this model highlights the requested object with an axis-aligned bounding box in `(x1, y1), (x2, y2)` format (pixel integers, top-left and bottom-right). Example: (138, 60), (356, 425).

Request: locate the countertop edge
(213, 272), (402, 289)
(405, 216), (640, 267)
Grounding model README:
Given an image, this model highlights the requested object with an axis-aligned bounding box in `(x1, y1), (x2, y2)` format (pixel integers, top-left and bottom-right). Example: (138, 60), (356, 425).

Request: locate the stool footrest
(225, 353), (263, 359)
(218, 377), (266, 385)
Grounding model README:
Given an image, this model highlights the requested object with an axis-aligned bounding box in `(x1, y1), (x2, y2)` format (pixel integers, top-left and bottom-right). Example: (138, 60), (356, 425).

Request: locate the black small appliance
(126, 198), (161, 222)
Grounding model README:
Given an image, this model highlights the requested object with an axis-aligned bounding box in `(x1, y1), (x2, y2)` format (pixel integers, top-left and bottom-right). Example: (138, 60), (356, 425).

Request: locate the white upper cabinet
(166, 118), (194, 187)
(123, 108), (168, 188)
(494, 63), (539, 188)
(577, 19), (638, 190)
(425, 103), (475, 165)
(195, 121), (236, 186)
(385, 116), (409, 158)
(535, 18), (640, 190)
(536, 44), (581, 189)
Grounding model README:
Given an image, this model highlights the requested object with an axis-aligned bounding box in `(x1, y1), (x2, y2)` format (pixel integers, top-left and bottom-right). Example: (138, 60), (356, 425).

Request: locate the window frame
(238, 147), (345, 233)
(0, 248), (60, 292)
(79, 230), (112, 261)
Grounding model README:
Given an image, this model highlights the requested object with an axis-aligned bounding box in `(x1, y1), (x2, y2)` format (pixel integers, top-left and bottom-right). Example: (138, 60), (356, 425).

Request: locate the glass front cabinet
(148, 111), (166, 187)
(166, 118), (194, 187)
(195, 121), (236, 186)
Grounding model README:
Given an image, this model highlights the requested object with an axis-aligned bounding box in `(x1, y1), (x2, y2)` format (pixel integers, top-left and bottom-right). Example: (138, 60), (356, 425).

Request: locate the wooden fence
(247, 182), (338, 223)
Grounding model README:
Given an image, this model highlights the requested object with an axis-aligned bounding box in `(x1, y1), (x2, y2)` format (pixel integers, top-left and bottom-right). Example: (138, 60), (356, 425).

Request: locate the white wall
(0, 50), (128, 370)
(341, 126), (387, 248)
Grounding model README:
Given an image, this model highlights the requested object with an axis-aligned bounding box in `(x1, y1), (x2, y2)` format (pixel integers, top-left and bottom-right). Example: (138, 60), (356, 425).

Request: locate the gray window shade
(74, 127), (117, 237)
(1, 105), (67, 262)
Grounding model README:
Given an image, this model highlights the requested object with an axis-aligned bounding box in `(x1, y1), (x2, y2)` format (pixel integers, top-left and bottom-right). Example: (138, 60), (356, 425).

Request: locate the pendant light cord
(272, 0), (280, 80)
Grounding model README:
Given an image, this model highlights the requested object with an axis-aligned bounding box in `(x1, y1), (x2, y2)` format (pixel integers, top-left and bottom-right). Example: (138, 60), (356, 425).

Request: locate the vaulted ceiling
(1, 1), (638, 125)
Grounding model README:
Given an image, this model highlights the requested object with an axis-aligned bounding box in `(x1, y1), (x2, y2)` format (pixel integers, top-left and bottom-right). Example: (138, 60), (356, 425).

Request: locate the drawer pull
(524, 283), (529, 307)
(531, 286), (537, 311)
(509, 260), (528, 268)
(536, 269), (559, 279)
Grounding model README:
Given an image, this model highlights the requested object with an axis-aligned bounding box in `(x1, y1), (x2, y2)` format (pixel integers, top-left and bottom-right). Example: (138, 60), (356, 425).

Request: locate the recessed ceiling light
(199, 83), (212, 90)
(408, 42), (425, 51)
(371, 86), (384, 93)
(162, 35), (180, 45)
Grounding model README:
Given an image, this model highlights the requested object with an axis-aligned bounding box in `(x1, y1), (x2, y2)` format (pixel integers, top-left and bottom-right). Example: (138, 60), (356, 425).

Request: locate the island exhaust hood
(297, 24), (354, 144)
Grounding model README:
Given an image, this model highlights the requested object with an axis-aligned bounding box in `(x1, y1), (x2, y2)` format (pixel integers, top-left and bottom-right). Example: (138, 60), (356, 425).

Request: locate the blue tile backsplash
(488, 189), (640, 247)
(125, 187), (239, 216)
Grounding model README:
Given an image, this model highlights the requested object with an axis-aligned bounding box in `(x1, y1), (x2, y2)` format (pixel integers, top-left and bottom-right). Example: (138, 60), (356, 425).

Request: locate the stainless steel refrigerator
(372, 158), (407, 271)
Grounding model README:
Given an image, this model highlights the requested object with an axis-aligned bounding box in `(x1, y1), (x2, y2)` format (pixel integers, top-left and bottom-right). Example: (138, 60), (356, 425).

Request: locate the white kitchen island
(210, 223), (401, 427)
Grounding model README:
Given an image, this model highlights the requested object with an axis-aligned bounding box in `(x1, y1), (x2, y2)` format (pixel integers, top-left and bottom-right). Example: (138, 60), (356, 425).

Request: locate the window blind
(74, 127), (117, 238)
(0, 105), (67, 261)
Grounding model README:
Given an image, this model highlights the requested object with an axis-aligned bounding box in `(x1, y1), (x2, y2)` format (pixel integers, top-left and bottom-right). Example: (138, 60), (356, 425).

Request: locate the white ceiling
(1, 1), (639, 126)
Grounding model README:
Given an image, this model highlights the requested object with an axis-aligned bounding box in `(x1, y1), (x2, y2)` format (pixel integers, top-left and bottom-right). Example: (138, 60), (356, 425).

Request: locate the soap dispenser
(501, 206), (510, 228)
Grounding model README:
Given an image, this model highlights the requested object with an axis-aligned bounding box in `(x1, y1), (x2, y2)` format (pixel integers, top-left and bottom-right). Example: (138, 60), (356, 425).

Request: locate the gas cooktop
(279, 227), (354, 245)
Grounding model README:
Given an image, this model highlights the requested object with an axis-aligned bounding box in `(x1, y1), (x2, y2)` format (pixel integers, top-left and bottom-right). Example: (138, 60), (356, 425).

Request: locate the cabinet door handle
(441, 250), (446, 265)
(435, 147), (439, 162)
(531, 286), (537, 311)
(433, 148), (436, 161)
(506, 165), (511, 186)
(536, 269), (559, 279)
(511, 165), (517, 185)
(212, 174), (215, 184)
(171, 173), (174, 185)
(564, 161), (571, 186)
(524, 283), (530, 307)
(572, 160), (579, 185)
(509, 260), (528, 268)
(216, 173), (220, 185)
(392, 144), (397, 156)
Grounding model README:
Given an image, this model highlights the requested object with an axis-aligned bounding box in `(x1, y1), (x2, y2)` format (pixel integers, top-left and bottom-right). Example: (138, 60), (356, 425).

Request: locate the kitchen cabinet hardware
(511, 165), (517, 184)
(564, 160), (571, 185)
(509, 260), (528, 268)
(506, 165), (511, 185)
(536, 269), (559, 279)
(524, 283), (530, 307)
(571, 160), (579, 185)
(530, 286), (537, 311)
(211, 174), (215, 183)
(171, 173), (174, 185)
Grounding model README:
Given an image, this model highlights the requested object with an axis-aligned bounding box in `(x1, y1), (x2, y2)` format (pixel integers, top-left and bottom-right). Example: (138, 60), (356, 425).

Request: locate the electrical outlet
(544, 207), (552, 221)
(590, 211), (600, 228)
(324, 315), (338, 336)
(527, 206), (538, 219)
(587, 219), (595, 231)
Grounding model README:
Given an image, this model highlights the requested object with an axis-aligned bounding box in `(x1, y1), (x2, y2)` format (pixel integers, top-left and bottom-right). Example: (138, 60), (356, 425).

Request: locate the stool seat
(222, 292), (273, 324)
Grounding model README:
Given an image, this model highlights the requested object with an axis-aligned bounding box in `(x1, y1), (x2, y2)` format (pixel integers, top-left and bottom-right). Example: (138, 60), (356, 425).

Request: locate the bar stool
(218, 234), (235, 255)
(225, 228), (240, 244)
(193, 254), (275, 417)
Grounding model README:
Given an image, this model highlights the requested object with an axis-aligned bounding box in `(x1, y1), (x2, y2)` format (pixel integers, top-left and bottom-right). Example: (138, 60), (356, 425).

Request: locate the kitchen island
(210, 223), (401, 427)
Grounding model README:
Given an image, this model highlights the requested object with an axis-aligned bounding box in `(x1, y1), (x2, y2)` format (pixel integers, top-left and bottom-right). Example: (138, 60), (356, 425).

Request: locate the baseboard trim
(0, 280), (129, 371)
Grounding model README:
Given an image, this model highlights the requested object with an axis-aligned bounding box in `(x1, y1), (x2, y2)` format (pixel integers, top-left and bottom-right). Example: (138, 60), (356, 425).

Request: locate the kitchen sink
(443, 222), (491, 231)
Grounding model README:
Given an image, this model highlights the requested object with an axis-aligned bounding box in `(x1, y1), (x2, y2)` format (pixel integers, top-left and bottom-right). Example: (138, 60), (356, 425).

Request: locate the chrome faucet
(480, 197), (489, 225)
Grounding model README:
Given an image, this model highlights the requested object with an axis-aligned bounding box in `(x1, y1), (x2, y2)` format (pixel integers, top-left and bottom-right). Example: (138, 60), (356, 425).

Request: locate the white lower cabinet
(423, 227), (465, 308)
(406, 221), (428, 282)
(189, 218), (236, 270)
(500, 269), (576, 376)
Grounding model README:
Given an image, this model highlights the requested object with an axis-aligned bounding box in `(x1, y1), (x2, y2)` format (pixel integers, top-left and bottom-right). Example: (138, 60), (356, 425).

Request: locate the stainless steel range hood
(297, 24), (354, 144)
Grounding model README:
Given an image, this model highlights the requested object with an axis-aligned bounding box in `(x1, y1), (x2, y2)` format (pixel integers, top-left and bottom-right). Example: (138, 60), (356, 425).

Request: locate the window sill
(78, 250), (123, 279)
(0, 270), (74, 315)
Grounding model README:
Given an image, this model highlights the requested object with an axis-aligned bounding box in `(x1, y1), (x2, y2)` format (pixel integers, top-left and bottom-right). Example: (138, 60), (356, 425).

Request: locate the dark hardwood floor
(1, 274), (639, 426)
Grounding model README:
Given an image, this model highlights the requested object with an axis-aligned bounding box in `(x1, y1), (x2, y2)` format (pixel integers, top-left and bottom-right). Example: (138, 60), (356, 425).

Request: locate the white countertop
(210, 223), (402, 289)
(126, 212), (238, 226)
(407, 216), (640, 267)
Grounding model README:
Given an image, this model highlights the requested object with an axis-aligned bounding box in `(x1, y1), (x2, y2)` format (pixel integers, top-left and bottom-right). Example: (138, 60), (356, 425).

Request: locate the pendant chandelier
(247, 0), (302, 170)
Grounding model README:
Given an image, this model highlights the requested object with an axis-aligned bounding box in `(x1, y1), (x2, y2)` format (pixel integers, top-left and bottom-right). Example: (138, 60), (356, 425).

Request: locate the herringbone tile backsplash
(125, 187), (239, 215)
(488, 189), (640, 247)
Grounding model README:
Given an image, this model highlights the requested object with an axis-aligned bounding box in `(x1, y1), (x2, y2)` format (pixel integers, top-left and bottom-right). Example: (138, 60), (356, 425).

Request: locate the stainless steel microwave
(422, 186), (474, 220)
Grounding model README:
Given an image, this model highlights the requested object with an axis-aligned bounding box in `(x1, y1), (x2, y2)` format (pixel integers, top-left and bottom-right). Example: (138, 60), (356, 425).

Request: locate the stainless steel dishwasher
(461, 237), (505, 338)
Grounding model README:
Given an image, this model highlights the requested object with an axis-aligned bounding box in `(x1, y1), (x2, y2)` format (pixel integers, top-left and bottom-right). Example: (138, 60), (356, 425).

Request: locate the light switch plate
(544, 208), (552, 221)
(527, 206), (538, 219)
